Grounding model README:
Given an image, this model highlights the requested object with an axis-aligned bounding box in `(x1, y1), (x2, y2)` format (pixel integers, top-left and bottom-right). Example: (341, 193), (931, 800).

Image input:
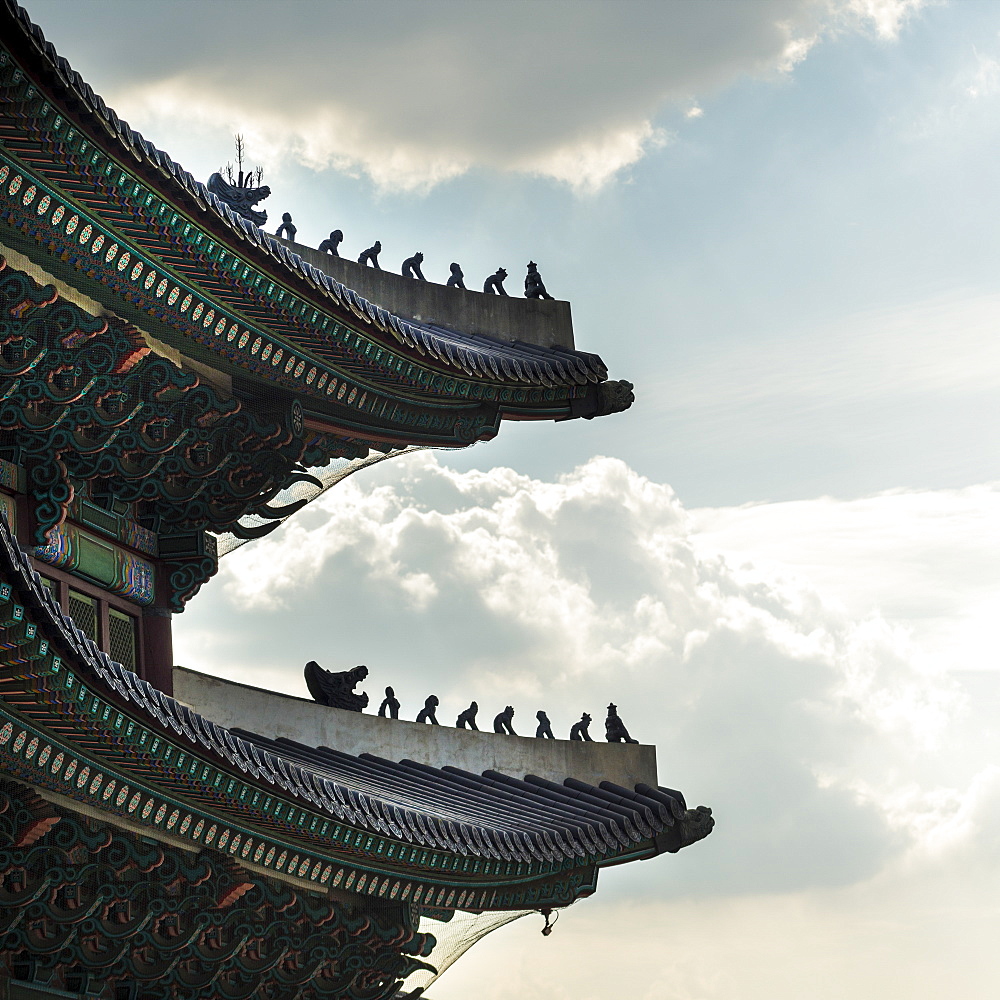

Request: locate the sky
(21, 0), (1000, 996)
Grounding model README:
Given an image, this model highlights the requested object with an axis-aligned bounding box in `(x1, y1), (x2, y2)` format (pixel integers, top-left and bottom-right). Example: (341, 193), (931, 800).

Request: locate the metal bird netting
(396, 908), (532, 997)
(213, 447), (425, 558)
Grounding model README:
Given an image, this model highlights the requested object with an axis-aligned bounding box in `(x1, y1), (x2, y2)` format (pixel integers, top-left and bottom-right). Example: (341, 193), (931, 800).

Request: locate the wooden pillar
(141, 608), (174, 696)
(97, 599), (110, 655)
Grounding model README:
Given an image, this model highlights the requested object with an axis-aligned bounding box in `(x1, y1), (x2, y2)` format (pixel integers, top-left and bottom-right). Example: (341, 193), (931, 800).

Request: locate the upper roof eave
(0, 0), (613, 401)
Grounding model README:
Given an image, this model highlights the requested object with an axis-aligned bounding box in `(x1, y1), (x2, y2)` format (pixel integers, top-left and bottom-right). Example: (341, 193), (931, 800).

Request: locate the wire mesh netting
(396, 908), (532, 997)
(107, 608), (137, 671)
(66, 591), (97, 643)
(213, 446), (425, 558)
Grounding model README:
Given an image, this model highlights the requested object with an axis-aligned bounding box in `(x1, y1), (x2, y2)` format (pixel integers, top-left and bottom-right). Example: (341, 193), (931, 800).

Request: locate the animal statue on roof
(605, 703), (638, 743)
(493, 706), (517, 736)
(535, 710), (554, 739)
(483, 267), (508, 295)
(319, 229), (343, 256)
(524, 261), (554, 300)
(274, 212), (296, 241)
(207, 172), (271, 227)
(570, 713), (593, 741)
(447, 263), (466, 289)
(378, 685), (400, 719)
(358, 241), (382, 268)
(402, 252), (426, 280)
(456, 701), (479, 730)
(416, 695), (439, 724)
(303, 661), (369, 712)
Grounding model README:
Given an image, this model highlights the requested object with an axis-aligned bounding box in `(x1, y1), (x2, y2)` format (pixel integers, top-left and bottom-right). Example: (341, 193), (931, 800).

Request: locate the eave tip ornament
(207, 133), (270, 225)
(589, 379), (635, 417)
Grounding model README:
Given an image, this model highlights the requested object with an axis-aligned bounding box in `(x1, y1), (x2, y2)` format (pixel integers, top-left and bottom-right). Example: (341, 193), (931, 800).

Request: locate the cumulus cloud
(841, 0), (928, 41)
(691, 483), (1000, 676)
(30, 0), (926, 193)
(176, 453), (991, 898)
(174, 452), (999, 997)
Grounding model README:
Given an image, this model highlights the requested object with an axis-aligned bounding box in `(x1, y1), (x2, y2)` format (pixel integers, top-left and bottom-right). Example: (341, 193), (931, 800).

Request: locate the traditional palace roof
(0, 0), (633, 617)
(0, 3), (708, 996)
(0, 0), (631, 461)
(0, 507), (712, 994)
(0, 512), (711, 905)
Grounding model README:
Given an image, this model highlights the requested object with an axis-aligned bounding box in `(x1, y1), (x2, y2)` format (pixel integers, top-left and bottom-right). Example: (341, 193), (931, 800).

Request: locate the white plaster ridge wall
(273, 236), (575, 350)
(173, 667), (657, 789)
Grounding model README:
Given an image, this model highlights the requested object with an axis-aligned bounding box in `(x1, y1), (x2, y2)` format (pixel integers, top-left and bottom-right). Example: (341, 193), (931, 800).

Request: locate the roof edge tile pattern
(0, 509), (712, 914)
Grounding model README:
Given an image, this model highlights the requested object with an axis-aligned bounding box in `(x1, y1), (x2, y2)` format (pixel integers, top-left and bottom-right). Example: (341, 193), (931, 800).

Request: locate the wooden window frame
(31, 558), (145, 673)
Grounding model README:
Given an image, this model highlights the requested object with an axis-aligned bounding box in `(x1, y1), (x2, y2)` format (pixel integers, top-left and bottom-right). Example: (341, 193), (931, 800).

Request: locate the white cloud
(174, 452), (999, 997)
(32, 0), (926, 194)
(966, 48), (1000, 99)
(514, 123), (672, 195)
(841, 0), (929, 41)
(691, 482), (1000, 675)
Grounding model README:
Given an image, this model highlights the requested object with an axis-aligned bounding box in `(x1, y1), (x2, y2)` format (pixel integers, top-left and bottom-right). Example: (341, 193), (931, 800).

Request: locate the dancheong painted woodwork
(0, 1), (711, 996)
(0, 781), (436, 999)
(0, 255), (335, 612)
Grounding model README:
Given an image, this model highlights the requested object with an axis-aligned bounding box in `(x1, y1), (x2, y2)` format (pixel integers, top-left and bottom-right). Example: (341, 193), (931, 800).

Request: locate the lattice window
(67, 590), (97, 643)
(108, 608), (136, 670)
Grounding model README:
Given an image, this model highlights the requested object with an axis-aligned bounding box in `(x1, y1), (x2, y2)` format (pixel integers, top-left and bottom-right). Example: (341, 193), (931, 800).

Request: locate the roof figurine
(493, 705), (517, 735)
(535, 710), (555, 739)
(525, 261), (554, 300)
(605, 703), (639, 743)
(358, 240), (382, 268)
(378, 685), (400, 719)
(402, 252), (426, 280)
(570, 712), (594, 741)
(319, 229), (343, 256)
(483, 267), (508, 295)
(207, 171), (271, 226)
(416, 694), (440, 724)
(207, 133), (270, 225)
(456, 701), (479, 729)
(447, 262), (466, 289)
(274, 212), (296, 242)
(303, 661), (369, 712)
